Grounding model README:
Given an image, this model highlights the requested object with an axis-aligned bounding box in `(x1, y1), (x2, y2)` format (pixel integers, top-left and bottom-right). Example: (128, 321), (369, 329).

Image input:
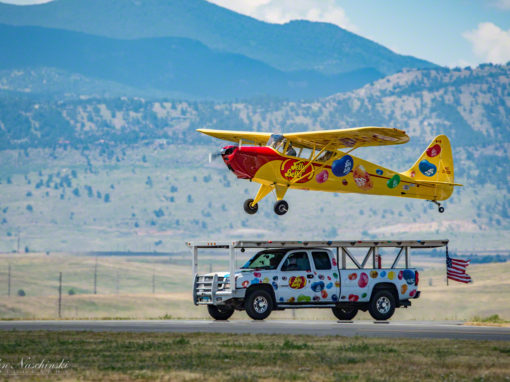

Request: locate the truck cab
(189, 240), (446, 321)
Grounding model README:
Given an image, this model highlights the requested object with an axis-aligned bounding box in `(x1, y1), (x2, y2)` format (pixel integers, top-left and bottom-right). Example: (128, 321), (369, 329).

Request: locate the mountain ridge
(0, 23), (384, 99)
(0, 0), (438, 75)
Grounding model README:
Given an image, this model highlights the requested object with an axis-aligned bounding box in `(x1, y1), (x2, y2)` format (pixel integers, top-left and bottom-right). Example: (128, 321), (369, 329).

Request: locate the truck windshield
(241, 250), (286, 270)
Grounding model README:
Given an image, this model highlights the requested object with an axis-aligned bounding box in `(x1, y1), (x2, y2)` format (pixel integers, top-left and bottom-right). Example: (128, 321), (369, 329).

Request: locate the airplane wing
(197, 129), (272, 146)
(284, 127), (409, 149)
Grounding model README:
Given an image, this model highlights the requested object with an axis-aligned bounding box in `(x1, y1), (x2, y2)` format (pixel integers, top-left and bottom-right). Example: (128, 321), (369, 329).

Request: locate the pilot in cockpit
(286, 143), (297, 157)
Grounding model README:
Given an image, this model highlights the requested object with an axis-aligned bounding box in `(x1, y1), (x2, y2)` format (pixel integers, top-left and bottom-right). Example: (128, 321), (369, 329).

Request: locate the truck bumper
(193, 274), (245, 305)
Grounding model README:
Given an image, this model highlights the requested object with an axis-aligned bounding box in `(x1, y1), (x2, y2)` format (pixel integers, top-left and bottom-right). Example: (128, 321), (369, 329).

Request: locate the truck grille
(193, 274), (229, 304)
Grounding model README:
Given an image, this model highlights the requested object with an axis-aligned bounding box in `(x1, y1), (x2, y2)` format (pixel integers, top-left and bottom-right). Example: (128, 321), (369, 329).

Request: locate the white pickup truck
(188, 240), (447, 321)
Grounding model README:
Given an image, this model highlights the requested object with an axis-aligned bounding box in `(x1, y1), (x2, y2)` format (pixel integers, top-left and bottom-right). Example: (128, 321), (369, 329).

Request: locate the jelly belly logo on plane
(289, 276), (307, 289)
(280, 159), (313, 183)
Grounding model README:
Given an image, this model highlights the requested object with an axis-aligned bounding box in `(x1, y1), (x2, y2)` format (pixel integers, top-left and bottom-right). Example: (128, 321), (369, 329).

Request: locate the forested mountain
(1, 64), (507, 149)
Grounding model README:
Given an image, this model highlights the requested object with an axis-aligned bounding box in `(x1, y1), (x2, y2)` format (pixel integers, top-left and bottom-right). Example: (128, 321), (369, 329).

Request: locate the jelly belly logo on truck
(289, 276), (307, 289)
(280, 159), (313, 183)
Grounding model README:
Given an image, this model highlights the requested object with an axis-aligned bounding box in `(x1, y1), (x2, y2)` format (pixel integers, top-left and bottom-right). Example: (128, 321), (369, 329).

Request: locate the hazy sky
(2, 0), (510, 67)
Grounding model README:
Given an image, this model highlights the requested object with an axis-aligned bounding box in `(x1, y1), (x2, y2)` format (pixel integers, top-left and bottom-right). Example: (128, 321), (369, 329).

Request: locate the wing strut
(289, 143), (333, 184)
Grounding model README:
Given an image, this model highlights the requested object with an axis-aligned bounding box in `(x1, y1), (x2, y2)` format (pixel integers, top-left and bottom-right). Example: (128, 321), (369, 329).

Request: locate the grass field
(0, 331), (509, 381)
(0, 253), (509, 321)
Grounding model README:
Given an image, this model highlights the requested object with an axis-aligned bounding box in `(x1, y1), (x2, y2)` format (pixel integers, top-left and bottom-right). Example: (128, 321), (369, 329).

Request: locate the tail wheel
(243, 199), (258, 215)
(332, 306), (358, 320)
(274, 200), (289, 215)
(207, 305), (234, 320)
(368, 290), (396, 321)
(438, 206), (445, 213)
(245, 289), (273, 320)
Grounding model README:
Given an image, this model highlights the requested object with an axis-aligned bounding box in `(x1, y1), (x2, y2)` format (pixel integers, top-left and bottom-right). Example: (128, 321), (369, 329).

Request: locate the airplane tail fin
(403, 135), (455, 184)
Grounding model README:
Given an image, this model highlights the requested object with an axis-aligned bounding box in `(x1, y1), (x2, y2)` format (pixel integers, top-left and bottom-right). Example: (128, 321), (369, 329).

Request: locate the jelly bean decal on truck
(289, 276), (307, 289)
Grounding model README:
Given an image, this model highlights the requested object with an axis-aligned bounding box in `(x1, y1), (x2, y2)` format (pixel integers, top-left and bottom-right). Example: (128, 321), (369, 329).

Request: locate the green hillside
(0, 142), (507, 253)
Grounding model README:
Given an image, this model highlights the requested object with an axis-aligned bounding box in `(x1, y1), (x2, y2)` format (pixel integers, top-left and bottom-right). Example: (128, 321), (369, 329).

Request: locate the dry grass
(1, 253), (509, 321)
(0, 331), (509, 381)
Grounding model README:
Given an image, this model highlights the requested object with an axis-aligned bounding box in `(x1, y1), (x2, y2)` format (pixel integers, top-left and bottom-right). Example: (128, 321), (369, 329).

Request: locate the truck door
(310, 250), (339, 303)
(276, 251), (314, 303)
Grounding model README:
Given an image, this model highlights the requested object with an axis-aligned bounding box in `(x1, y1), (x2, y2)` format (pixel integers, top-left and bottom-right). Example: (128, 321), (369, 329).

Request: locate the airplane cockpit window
(296, 148), (313, 160)
(267, 134), (287, 153)
(316, 150), (334, 162)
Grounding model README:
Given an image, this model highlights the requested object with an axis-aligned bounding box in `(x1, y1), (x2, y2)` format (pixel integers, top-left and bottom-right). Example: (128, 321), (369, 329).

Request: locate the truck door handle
(306, 274), (314, 279)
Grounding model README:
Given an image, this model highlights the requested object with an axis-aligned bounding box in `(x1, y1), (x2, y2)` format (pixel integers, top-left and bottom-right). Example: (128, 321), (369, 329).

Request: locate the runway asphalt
(0, 320), (509, 341)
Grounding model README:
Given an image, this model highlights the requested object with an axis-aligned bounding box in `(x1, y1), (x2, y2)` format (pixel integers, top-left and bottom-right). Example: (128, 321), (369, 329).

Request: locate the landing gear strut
(429, 200), (445, 213)
(243, 199), (258, 214)
(274, 200), (289, 215)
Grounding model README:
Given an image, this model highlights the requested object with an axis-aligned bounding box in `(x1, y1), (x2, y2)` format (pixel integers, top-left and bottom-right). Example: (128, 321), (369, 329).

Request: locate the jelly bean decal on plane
(426, 144), (441, 158)
(316, 169), (329, 184)
(419, 160), (437, 177)
(387, 174), (401, 189)
(353, 164), (373, 190)
(332, 155), (353, 177)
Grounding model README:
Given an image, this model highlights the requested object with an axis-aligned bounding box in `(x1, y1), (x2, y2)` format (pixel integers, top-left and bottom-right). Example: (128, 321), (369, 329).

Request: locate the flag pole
(445, 244), (449, 286)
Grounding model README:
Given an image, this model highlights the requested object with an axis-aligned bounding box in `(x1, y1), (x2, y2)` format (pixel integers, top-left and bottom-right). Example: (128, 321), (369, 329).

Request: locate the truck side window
(281, 252), (310, 271)
(312, 251), (332, 270)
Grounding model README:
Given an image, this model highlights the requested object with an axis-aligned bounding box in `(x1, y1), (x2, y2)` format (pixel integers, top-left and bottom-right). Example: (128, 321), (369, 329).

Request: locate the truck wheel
(245, 289), (273, 320)
(332, 306), (358, 320)
(207, 305), (234, 320)
(369, 290), (396, 321)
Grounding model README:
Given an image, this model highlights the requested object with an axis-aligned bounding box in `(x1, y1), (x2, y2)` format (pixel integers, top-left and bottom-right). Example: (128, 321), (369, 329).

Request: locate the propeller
(208, 145), (238, 163)
(208, 152), (222, 163)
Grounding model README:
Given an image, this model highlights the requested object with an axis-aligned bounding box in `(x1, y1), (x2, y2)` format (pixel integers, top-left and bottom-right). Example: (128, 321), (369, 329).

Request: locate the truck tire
(368, 290), (396, 321)
(207, 305), (234, 320)
(332, 306), (358, 320)
(245, 289), (273, 320)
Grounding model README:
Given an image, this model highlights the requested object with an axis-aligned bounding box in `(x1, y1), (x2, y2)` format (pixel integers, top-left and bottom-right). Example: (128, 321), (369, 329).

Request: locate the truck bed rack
(187, 240), (448, 249)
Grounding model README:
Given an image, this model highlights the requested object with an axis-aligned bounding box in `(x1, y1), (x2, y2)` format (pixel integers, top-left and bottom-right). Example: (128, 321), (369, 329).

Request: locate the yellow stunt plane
(198, 127), (462, 215)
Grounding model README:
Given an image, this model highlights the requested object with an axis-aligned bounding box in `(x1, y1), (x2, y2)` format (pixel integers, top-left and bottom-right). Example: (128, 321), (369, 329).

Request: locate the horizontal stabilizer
(416, 180), (463, 187)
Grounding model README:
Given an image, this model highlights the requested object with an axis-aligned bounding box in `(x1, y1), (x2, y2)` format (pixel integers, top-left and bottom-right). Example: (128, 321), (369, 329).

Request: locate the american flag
(446, 254), (472, 283)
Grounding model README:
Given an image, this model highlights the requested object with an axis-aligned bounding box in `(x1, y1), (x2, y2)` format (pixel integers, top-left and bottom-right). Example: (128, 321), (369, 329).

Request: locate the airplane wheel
(243, 199), (258, 215)
(438, 206), (445, 213)
(274, 200), (289, 215)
